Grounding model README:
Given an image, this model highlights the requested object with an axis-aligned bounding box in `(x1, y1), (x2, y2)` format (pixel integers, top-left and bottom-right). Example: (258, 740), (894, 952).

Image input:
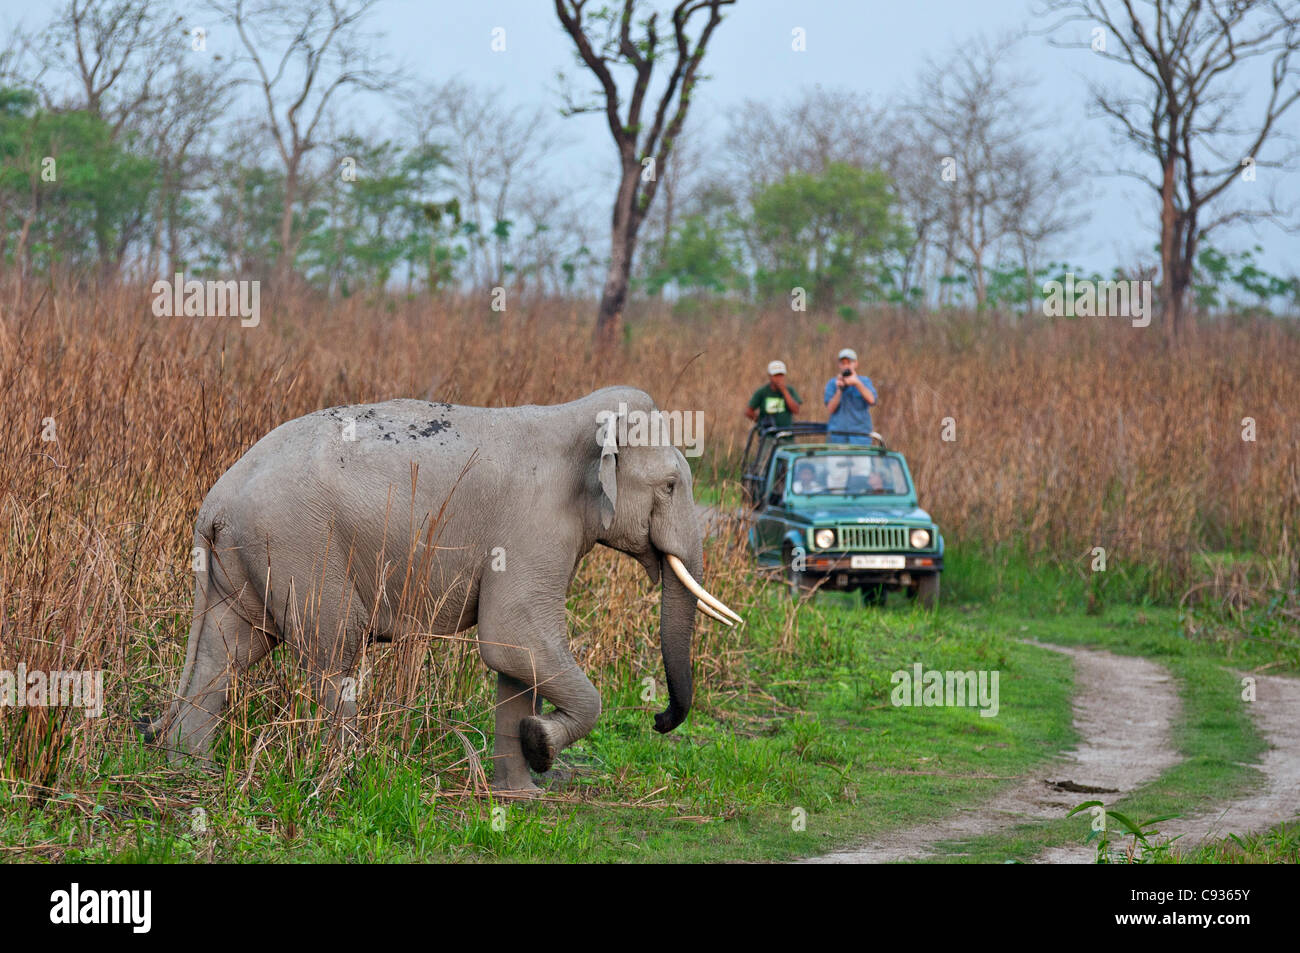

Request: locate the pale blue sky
(379, 0), (1297, 276)
(5, 0), (1297, 277)
(388, 0), (1300, 277)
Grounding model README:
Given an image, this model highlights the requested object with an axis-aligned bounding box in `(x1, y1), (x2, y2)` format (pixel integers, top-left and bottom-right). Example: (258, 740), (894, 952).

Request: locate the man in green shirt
(746, 360), (802, 430)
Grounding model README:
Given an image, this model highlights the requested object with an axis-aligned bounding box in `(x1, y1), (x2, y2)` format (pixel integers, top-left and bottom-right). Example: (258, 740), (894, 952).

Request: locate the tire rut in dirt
(803, 644), (1180, 864)
(1035, 669), (1300, 864)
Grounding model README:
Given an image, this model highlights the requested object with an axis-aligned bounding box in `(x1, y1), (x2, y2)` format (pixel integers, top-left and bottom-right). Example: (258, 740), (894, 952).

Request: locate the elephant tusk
(666, 554), (743, 625)
(696, 599), (733, 626)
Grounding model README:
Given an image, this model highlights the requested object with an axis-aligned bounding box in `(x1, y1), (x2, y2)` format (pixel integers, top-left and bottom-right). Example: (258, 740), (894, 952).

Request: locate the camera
(841, 368), (852, 377)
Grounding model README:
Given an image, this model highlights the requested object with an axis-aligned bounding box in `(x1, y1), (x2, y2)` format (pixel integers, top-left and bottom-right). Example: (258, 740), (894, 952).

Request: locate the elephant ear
(595, 410), (621, 530)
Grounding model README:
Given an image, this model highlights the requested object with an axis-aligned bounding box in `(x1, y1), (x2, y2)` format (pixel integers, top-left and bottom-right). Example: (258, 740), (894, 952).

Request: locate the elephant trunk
(654, 549), (698, 733)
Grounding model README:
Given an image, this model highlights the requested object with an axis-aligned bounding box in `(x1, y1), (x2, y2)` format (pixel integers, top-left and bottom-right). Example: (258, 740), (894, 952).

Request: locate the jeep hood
(799, 503), (932, 524)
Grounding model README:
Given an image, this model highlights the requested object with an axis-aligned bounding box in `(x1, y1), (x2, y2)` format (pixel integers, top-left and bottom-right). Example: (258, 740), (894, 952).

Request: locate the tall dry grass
(1, 280), (1297, 797)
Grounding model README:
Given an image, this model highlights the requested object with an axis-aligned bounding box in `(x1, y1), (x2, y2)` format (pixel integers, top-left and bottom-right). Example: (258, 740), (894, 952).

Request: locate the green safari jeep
(741, 423), (944, 607)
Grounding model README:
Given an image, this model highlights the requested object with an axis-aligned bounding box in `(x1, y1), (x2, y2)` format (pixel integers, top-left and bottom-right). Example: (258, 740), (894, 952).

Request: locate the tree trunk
(276, 164), (299, 288)
(596, 237), (632, 350)
(971, 239), (987, 312)
(1176, 203), (1199, 339)
(657, 169), (676, 298)
(95, 205), (118, 284)
(1021, 240), (1034, 325)
(1159, 152), (1181, 343)
(148, 188), (164, 279)
(595, 161), (642, 350)
(167, 194), (182, 278)
(15, 216), (32, 294)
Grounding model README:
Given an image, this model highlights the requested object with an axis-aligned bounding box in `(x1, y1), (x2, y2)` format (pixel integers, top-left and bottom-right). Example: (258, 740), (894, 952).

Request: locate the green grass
(1179, 821), (1300, 863)
(2, 549), (1293, 863)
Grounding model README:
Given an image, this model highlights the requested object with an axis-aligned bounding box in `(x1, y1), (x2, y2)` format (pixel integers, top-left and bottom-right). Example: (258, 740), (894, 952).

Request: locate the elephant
(141, 385), (741, 793)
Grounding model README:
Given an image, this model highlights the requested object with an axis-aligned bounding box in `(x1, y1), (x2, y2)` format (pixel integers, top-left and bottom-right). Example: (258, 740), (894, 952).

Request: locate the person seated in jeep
(862, 460), (905, 494)
(792, 460), (826, 494)
(852, 458), (888, 494)
(800, 454), (908, 495)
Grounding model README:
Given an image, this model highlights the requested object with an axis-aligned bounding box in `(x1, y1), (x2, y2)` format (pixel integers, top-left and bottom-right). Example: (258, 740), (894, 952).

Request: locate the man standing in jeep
(746, 360), (802, 430)
(824, 347), (877, 444)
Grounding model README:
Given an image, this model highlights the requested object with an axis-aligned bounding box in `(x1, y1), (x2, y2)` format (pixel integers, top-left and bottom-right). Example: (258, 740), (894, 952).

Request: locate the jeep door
(755, 456), (792, 563)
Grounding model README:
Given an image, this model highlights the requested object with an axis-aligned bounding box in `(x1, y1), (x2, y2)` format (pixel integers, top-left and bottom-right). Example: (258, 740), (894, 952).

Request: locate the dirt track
(1035, 670), (1300, 863)
(805, 644), (1181, 864)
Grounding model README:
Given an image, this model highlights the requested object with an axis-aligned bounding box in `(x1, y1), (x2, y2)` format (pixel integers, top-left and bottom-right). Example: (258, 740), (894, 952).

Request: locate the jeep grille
(838, 525), (908, 551)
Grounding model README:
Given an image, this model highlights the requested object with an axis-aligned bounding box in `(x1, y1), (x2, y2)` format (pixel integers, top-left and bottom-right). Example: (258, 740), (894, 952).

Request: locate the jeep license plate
(851, 555), (905, 569)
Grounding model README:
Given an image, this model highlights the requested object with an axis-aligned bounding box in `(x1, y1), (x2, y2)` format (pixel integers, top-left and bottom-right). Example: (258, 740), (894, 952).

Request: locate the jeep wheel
(785, 547), (812, 603)
(915, 573), (940, 609)
(860, 583), (887, 608)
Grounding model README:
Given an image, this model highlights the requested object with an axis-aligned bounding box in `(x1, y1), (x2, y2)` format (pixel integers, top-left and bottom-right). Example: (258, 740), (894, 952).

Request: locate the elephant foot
(492, 776), (544, 798)
(519, 716), (557, 774)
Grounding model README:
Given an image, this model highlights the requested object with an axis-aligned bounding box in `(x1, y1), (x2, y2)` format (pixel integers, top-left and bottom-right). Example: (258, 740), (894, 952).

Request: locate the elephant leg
(482, 653), (601, 778)
(493, 673), (542, 793)
(477, 580), (602, 788)
(276, 568), (366, 746)
(163, 579), (273, 762)
(516, 664), (601, 775)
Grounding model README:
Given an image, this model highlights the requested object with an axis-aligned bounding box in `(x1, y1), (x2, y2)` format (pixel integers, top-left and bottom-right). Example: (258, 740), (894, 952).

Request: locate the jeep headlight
(909, 528), (932, 549)
(813, 528), (836, 550)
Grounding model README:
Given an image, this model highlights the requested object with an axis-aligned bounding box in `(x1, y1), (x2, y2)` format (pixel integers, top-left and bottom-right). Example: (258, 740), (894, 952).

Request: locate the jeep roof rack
(754, 422), (887, 450)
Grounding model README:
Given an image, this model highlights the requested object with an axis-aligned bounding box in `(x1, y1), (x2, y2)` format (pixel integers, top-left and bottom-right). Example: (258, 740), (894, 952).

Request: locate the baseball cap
(837, 348), (857, 361)
(767, 360), (787, 376)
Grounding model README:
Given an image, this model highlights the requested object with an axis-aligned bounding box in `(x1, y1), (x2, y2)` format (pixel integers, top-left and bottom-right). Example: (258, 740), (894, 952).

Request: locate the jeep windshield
(789, 454), (908, 496)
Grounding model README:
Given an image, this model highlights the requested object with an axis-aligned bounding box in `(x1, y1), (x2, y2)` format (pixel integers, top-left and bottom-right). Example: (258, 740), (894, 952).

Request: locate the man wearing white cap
(823, 347), (877, 444)
(746, 360), (802, 430)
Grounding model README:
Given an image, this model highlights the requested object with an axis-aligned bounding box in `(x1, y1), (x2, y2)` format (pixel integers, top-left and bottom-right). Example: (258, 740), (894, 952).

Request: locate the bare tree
(1000, 143), (1084, 320)
(412, 79), (560, 292)
(910, 37), (1028, 310)
(139, 55), (234, 276)
(208, 123), (278, 276)
(512, 185), (603, 298)
(876, 116), (951, 308)
(1040, 0), (1300, 339)
(724, 87), (971, 307)
(46, 0), (177, 136)
(0, 26), (43, 90)
(212, 0), (390, 286)
(554, 0), (734, 348)
(908, 35), (1080, 314)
